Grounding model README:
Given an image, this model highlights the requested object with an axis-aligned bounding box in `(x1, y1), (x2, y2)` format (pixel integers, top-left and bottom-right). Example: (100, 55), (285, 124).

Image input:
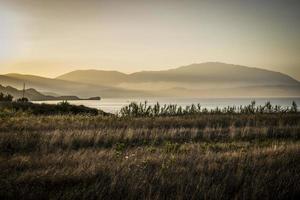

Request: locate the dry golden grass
(0, 113), (299, 199)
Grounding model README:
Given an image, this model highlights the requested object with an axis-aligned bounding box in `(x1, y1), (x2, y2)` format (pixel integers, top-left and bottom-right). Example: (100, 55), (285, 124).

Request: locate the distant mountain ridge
(0, 73), (150, 98)
(57, 70), (128, 85)
(1, 62), (299, 97)
(0, 84), (100, 101)
(57, 62), (300, 86)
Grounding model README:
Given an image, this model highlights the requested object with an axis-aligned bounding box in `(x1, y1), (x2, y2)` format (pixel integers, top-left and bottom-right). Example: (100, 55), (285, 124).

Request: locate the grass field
(0, 113), (299, 199)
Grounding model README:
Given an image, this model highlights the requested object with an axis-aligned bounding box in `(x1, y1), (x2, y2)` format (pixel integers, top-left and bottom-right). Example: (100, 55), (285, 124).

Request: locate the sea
(33, 97), (300, 114)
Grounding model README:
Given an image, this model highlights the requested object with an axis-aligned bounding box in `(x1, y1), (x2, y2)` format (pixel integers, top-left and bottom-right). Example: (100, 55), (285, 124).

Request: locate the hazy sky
(0, 0), (300, 79)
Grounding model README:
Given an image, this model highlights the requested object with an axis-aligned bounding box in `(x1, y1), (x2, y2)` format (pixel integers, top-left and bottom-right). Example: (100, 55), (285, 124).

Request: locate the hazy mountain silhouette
(0, 74), (150, 98)
(57, 70), (128, 85)
(58, 62), (299, 87)
(0, 84), (49, 100)
(129, 62), (299, 85)
(1, 62), (299, 98)
(0, 85), (101, 101)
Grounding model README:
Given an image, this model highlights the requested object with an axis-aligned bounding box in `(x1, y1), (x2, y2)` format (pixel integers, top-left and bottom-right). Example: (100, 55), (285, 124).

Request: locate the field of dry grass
(0, 113), (299, 199)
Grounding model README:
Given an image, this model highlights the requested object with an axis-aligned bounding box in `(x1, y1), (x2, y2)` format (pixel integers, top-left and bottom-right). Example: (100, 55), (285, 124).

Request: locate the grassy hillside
(0, 112), (299, 199)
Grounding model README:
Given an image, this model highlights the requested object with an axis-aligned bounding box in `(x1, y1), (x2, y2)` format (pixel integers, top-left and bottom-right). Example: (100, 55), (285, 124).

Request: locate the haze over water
(34, 97), (300, 114)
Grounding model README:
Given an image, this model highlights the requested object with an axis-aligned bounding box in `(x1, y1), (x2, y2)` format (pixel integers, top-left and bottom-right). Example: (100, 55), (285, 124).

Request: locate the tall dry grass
(0, 113), (299, 199)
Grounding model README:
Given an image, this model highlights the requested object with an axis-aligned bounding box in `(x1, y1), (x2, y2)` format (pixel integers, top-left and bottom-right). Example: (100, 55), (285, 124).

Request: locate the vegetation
(16, 97), (29, 102)
(1, 92), (298, 117)
(0, 92), (13, 102)
(0, 108), (299, 199)
(120, 100), (298, 117)
(0, 94), (299, 199)
(0, 94), (104, 116)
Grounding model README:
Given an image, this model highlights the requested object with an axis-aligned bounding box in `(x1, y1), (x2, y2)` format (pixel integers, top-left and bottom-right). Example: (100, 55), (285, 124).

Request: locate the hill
(1, 62), (299, 97)
(129, 62), (299, 85)
(57, 62), (299, 86)
(57, 70), (128, 85)
(0, 84), (101, 101)
(56, 62), (300, 97)
(0, 74), (150, 98)
(0, 84), (50, 101)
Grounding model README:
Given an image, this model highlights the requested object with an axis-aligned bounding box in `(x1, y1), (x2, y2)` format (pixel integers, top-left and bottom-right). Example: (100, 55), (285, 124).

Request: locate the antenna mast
(22, 83), (25, 99)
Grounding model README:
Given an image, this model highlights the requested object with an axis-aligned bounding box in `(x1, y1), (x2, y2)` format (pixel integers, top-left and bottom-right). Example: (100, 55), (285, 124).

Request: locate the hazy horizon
(1, 62), (299, 82)
(1, 0), (300, 79)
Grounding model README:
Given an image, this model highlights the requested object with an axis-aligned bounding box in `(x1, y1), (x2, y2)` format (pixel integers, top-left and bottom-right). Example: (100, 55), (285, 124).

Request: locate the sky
(0, 0), (300, 79)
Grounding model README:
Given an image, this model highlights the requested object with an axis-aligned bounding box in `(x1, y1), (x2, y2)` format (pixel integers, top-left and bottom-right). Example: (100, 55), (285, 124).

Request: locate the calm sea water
(33, 97), (300, 114)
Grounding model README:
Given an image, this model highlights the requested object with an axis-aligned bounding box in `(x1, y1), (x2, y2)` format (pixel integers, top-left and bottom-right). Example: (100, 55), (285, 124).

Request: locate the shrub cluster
(0, 93), (13, 102)
(0, 101), (100, 116)
(120, 101), (298, 117)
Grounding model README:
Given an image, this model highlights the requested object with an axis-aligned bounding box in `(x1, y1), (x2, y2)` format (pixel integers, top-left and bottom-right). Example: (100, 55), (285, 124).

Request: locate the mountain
(0, 74), (150, 98)
(0, 84), (50, 101)
(57, 70), (128, 85)
(57, 62), (299, 86)
(1, 62), (299, 98)
(56, 62), (300, 97)
(0, 85), (101, 101)
(129, 62), (299, 85)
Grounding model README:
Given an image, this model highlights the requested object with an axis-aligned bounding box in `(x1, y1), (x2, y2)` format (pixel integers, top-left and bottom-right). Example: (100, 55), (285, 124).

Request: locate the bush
(119, 101), (298, 117)
(17, 97), (29, 102)
(0, 93), (13, 102)
(0, 101), (101, 116)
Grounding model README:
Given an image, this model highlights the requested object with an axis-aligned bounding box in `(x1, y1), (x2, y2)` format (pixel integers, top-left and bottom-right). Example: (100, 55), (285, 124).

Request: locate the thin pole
(22, 83), (25, 98)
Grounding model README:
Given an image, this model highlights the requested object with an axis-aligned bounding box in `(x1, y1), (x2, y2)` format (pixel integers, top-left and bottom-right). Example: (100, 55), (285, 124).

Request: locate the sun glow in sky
(0, 0), (300, 79)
